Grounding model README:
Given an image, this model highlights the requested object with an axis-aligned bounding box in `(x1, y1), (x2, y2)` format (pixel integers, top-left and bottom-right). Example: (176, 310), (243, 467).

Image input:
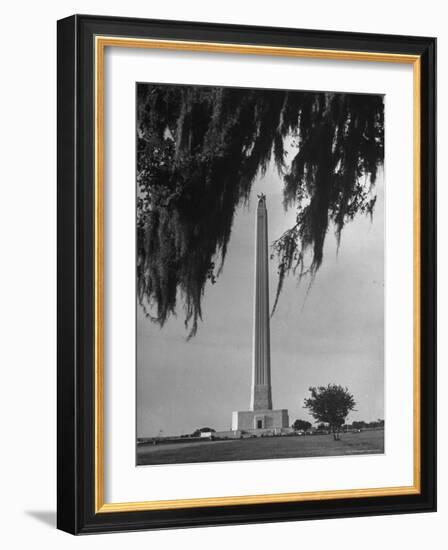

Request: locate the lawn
(136, 430), (384, 466)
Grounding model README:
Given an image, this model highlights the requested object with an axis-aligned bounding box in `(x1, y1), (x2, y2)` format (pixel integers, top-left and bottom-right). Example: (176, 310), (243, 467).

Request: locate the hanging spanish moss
(137, 84), (384, 338)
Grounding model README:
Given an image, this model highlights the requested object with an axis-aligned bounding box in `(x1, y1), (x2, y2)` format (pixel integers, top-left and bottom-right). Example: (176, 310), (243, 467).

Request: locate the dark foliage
(304, 384), (356, 440)
(137, 84), (384, 337)
(292, 419), (312, 431)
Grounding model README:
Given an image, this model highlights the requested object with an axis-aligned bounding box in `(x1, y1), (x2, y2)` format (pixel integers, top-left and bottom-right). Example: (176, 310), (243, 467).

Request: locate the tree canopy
(292, 419), (312, 432)
(137, 84), (384, 338)
(304, 384), (356, 440)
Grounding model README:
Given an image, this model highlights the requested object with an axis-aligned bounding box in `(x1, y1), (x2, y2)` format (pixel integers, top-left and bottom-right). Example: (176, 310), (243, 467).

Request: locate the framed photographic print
(57, 14), (436, 534)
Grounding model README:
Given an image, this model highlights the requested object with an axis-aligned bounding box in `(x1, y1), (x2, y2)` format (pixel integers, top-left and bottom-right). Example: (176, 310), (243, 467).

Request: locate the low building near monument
(232, 409), (289, 432)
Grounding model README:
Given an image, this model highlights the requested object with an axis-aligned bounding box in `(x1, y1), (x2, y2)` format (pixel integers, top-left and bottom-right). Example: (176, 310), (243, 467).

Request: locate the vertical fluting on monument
(250, 193), (273, 411)
(231, 192), (288, 431)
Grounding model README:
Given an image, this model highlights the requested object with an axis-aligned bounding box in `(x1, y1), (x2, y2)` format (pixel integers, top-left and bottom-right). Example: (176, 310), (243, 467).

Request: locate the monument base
(232, 409), (289, 431)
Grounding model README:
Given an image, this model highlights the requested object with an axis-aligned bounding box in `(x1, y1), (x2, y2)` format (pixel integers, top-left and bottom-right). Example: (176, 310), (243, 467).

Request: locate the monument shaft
(251, 195), (273, 410)
(231, 193), (288, 433)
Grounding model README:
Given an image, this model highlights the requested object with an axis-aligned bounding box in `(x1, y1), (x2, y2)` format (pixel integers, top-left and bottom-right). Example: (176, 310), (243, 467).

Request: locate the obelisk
(231, 193), (288, 433)
(250, 193), (273, 410)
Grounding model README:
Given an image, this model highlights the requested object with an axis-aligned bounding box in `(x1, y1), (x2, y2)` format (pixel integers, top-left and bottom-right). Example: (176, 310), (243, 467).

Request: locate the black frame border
(57, 14), (436, 534)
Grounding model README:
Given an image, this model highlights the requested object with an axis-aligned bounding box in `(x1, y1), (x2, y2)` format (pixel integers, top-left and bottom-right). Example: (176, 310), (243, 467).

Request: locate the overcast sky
(137, 162), (384, 438)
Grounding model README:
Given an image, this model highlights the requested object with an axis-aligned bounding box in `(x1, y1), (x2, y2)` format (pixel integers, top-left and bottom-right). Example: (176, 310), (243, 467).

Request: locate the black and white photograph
(136, 83), (385, 466)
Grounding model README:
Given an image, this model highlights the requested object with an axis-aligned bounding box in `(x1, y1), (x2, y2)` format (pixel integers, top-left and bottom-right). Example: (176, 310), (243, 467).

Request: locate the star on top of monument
(257, 192), (266, 205)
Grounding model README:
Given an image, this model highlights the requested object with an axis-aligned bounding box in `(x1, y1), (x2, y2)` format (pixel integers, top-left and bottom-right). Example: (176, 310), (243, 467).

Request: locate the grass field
(136, 430), (384, 466)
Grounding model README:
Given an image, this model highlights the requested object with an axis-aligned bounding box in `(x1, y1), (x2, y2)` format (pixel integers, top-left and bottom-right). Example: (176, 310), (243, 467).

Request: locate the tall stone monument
(232, 194), (289, 433)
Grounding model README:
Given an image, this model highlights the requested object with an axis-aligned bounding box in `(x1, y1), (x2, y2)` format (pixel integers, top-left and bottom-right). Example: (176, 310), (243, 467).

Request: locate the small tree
(292, 419), (312, 431)
(304, 384), (356, 440)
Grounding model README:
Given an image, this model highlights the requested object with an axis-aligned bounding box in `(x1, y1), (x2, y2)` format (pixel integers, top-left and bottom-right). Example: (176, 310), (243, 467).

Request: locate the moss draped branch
(137, 85), (384, 338)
